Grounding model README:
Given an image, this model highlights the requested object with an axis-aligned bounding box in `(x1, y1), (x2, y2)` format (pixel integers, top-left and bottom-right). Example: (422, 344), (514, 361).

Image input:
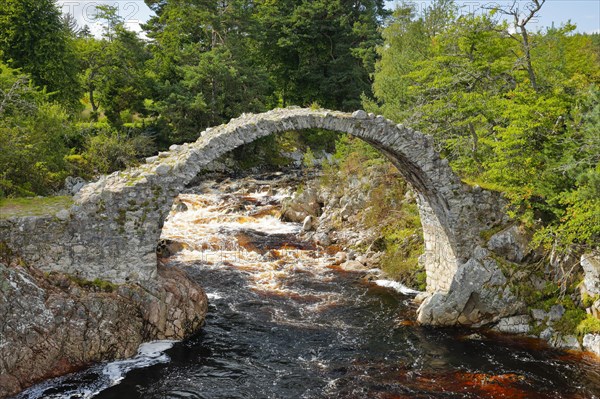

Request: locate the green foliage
(80, 131), (154, 176)
(513, 278), (560, 311)
(0, 0), (388, 197)
(76, 6), (152, 128)
(143, 0), (273, 142)
(0, 0), (81, 109)
(370, 1), (600, 252)
(229, 135), (292, 171)
(0, 59), (155, 196)
(254, 0), (388, 110)
(302, 147), (317, 169)
(554, 307), (587, 336)
(0, 64), (74, 197)
(582, 293), (600, 309)
(576, 314), (600, 336)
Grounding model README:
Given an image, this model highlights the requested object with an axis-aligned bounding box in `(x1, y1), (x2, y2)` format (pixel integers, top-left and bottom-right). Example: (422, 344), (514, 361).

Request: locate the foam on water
(15, 341), (177, 399)
(206, 292), (224, 300)
(374, 279), (422, 295)
(102, 340), (177, 385)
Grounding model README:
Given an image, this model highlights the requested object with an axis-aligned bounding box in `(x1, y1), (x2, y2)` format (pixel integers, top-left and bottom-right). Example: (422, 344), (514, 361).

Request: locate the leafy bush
(81, 131), (154, 175)
(369, 4), (600, 254)
(0, 70), (73, 196)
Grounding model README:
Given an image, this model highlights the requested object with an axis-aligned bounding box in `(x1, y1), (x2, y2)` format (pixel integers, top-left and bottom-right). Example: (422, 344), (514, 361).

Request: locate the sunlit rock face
(0, 107), (512, 326)
(0, 259), (207, 398)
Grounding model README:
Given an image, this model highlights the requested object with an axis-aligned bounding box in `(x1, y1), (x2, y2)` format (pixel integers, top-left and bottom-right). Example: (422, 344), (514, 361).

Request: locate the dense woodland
(0, 0), (598, 256)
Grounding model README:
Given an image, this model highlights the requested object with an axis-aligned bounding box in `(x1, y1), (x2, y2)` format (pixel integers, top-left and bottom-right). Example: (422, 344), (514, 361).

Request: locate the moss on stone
(582, 293), (600, 308)
(530, 320), (547, 337)
(461, 178), (505, 193)
(0, 196), (73, 219)
(554, 308), (587, 335)
(96, 199), (106, 213)
(68, 276), (119, 293)
(480, 223), (511, 242)
(115, 209), (127, 234)
(0, 241), (14, 264)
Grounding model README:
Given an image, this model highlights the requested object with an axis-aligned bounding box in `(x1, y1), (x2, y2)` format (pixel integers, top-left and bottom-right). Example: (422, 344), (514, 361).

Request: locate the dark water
(93, 266), (600, 399)
(15, 174), (600, 398)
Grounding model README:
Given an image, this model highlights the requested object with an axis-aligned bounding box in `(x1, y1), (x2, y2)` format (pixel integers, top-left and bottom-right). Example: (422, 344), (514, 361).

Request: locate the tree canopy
(0, 0), (80, 109)
(0, 0), (597, 253)
(368, 0), (599, 250)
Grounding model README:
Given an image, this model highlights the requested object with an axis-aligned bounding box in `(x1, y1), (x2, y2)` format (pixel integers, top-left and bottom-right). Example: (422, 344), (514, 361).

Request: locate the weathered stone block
(493, 315), (531, 334)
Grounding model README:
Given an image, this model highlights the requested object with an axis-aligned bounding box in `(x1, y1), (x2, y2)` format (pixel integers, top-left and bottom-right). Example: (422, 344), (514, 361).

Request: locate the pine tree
(0, 0), (81, 109)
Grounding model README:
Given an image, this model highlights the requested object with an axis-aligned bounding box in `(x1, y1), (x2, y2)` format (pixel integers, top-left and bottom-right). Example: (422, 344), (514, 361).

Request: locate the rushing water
(15, 172), (600, 399)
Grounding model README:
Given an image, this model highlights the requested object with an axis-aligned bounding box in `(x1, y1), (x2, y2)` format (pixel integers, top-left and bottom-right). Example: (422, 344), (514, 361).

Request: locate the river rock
(281, 187), (321, 223)
(417, 247), (524, 326)
(583, 334), (600, 357)
(581, 253), (600, 295)
(548, 304), (565, 321)
(340, 260), (368, 271)
(531, 304), (565, 324)
(590, 299), (600, 319)
(548, 245), (580, 284)
(540, 327), (555, 340)
(333, 251), (347, 265)
(550, 334), (581, 351)
(413, 292), (430, 305)
(173, 199), (189, 213)
(314, 232), (331, 246)
(531, 308), (547, 322)
(302, 215), (315, 232)
(355, 255), (368, 265)
(363, 253), (382, 268)
(492, 315), (531, 334)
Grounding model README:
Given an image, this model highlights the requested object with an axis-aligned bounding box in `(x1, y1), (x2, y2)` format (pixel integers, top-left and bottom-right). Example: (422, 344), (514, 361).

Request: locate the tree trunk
(519, 26), (538, 92)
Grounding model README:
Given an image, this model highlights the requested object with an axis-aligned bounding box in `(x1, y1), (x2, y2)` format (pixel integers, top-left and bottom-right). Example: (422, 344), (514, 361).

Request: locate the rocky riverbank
(0, 250), (207, 398)
(0, 157), (598, 398)
(279, 162), (600, 357)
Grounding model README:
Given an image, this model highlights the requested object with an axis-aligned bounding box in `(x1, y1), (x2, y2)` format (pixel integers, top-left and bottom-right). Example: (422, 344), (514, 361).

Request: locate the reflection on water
(15, 172), (600, 399)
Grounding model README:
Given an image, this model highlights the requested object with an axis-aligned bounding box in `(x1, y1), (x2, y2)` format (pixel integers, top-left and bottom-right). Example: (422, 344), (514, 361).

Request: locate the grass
(0, 196), (73, 219)
(577, 314), (600, 336)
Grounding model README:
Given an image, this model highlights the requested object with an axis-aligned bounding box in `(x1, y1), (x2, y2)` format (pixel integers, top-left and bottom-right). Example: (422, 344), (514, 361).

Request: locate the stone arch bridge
(1, 108), (520, 325)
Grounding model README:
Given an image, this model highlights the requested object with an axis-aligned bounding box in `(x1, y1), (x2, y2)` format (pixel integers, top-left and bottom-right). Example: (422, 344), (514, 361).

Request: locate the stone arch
(63, 107), (506, 300)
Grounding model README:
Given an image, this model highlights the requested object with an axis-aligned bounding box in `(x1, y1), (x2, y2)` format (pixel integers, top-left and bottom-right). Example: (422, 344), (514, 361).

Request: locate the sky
(56, 0), (600, 37)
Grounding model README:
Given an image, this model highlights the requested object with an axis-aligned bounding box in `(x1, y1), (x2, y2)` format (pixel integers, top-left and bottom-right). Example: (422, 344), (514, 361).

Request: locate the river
(14, 171), (600, 398)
